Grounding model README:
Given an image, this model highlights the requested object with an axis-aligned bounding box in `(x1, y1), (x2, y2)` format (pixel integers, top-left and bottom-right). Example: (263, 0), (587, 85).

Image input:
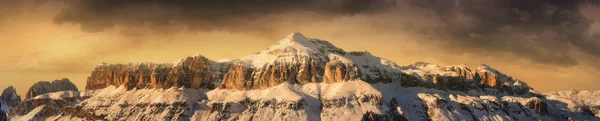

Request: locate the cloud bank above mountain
(46, 0), (600, 68)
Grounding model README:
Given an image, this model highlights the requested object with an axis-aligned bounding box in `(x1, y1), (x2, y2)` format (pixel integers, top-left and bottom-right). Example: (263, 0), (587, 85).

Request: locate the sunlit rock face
(25, 78), (78, 99)
(399, 62), (477, 91)
(86, 55), (230, 90)
(475, 64), (531, 94)
(85, 32), (532, 95)
(323, 61), (360, 83)
(219, 33), (339, 90)
(219, 32), (403, 90)
(398, 62), (532, 94)
(166, 56), (221, 89)
(86, 33), (405, 91)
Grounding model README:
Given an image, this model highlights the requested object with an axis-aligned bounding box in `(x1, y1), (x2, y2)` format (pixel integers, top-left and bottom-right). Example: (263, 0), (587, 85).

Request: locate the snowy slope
(77, 86), (209, 120)
(400, 62), (466, 80)
(240, 32), (342, 68)
(11, 106), (45, 121)
(39, 81), (600, 121)
(32, 91), (80, 100)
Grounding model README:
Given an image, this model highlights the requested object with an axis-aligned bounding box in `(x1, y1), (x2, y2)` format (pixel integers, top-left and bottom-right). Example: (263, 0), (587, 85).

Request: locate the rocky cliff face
(25, 78), (79, 99)
(88, 33), (528, 93)
(476, 64), (531, 94)
(87, 33), (404, 91)
(86, 55), (230, 90)
(1, 86), (21, 109)
(219, 33), (352, 90)
(399, 62), (531, 94)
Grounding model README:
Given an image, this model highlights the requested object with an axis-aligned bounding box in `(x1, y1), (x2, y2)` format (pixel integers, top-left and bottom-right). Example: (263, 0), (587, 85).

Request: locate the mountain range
(1, 32), (599, 121)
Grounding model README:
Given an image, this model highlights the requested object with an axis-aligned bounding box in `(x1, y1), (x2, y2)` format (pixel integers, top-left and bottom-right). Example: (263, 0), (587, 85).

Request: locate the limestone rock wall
(86, 55), (228, 90)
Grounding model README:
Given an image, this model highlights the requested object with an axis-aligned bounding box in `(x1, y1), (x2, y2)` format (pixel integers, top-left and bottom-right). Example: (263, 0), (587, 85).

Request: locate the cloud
(0, 0), (25, 24)
(32, 0), (600, 69)
(52, 0), (393, 36)
(391, 0), (600, 68)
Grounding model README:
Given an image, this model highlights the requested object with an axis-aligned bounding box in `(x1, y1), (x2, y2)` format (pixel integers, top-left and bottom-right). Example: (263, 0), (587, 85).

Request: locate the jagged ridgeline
(4, 32), (599, 121)
(86, 32), (530, 94)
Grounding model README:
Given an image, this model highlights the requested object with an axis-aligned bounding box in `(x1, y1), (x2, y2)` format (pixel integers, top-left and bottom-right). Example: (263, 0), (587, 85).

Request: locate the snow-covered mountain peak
(269, 32), (342, 53)
(476, 64), (509, 77)
(284, 32), (307, 42)
(241, 32), (346, 67)
(477, 64), (496, 72)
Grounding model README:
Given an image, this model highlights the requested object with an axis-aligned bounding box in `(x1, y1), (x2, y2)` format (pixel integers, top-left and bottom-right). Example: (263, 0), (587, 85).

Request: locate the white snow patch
(11, 106), (45, 121)
(305, 80), (382, 100)
(240, 32), (334, 68)
(208, 82), (303, 102)
(33, 91), (80, 100)
(216, 58), (239, 63)
(83, 86), (206, 106)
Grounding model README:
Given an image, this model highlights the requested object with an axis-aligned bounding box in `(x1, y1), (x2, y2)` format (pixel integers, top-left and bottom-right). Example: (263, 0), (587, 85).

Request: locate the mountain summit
(6, 32), (599, 121)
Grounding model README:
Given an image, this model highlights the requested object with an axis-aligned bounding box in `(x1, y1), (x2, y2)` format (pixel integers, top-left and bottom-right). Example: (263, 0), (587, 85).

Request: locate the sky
(1, 0), (599, 96)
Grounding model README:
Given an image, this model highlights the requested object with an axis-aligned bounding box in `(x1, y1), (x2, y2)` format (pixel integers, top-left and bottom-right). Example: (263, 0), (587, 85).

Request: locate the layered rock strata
(85, 33), (531, 95)
(86, 55), (230, 90)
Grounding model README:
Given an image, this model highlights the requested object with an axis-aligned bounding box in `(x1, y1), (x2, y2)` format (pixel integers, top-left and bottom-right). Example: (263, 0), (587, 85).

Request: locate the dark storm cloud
(403, 0), (600, 67)
(53, 0), (392, 33)
(51, 0), (600, 68)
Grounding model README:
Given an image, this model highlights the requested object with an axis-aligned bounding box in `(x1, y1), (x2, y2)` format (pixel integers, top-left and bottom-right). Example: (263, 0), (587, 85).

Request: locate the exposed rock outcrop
(1, 86), (21, 108)
(8, 92), (86, 119)
(219, 33), (402, 90)
(220, 33), (331, 90)
(401, 62), (478, 91)
(399, 62), (531, 94)
(25, 78), (78, 99)
(385, 97), (409, 121)
(591, 106), (600, 118)
(220, 62), (254, 90)
(323, 61), (360, 83)
(87, 33), (405, 91)
(0, 103), (6, 121)
(476, 64), (531, 94)
(523, 97), (549, 115)
(86, 55), (230, 90)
